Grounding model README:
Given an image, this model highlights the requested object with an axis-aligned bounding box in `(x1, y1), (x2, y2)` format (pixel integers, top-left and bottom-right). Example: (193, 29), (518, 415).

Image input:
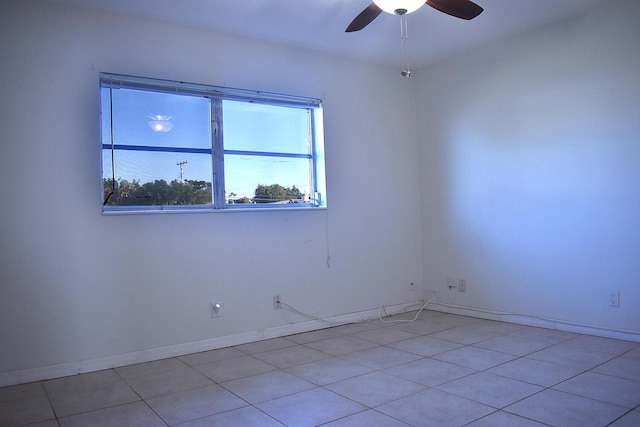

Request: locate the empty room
(0, 0), (638, 425)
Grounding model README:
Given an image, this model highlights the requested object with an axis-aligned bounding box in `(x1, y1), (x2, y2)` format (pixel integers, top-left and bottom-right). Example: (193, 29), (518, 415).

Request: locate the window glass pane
(224, 155), (311, 204)
(103, 150), (212, 206)
(100, 73), (325, 212)
(103, 87), (211, 149)
(223, 100), (310, 154)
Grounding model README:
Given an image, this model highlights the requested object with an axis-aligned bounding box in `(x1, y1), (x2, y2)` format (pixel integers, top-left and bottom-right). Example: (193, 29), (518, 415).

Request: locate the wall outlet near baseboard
(609, 290), (620, 308)
(211, 302), (222, 317)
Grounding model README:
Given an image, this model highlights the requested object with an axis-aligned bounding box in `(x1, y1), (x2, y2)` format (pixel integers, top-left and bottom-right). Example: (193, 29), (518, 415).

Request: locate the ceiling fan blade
(426, 0), (483, 20)
(345, 3), (383, 32)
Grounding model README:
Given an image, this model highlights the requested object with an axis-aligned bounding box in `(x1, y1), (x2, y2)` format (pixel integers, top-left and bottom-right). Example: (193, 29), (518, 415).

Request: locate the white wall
(2, 0), (638, 386)
(418, 0), (640, 336)
(0, 0), (422, 383)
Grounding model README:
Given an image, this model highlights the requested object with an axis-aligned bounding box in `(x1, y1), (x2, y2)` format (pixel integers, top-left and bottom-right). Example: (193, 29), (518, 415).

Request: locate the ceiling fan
(346, 0), (483, 32)
(346, 0), (484, 76)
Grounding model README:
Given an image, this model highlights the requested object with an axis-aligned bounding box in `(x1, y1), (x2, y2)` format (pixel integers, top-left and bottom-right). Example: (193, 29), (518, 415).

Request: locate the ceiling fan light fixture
(374, 0), (425, 15)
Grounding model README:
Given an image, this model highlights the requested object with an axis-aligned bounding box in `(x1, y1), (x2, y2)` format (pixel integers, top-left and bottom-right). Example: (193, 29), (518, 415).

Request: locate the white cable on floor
(279, 302), (350, 325)
(378, 297), (434, 324)
(278, 296), (433, 326)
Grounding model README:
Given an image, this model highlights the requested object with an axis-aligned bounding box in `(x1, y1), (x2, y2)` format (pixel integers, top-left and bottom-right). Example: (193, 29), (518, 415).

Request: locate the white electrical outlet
(459, 279), (467, 292)
(273, 295), (281, 310)
(211, 302), (222, 317)
(609, 290), (620, 308)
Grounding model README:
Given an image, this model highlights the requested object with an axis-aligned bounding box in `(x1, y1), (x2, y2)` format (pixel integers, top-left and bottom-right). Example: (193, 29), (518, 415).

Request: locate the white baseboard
(5, 299), (637, 388)
(428, 302), (640, 343)
(0, 300), (422, 388)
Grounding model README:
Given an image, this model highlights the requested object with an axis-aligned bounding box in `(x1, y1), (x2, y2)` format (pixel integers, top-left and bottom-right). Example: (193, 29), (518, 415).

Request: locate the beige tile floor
(1, 310), (639, 426)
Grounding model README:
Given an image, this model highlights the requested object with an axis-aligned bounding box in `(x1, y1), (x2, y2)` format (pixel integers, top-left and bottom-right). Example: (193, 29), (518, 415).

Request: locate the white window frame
(100, 73), (326, 214)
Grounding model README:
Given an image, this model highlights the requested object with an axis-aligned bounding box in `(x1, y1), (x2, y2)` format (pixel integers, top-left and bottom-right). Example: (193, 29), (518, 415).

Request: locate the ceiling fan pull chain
(400, 14), (411, 77)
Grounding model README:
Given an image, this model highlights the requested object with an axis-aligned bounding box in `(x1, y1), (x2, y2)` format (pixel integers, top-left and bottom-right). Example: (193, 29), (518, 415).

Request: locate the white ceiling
(52, 0), (614, 70)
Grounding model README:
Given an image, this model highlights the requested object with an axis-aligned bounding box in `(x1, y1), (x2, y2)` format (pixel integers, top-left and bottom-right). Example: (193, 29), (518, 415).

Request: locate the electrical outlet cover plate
(211, 302), (222, 317)
(609, 290), (620, 308)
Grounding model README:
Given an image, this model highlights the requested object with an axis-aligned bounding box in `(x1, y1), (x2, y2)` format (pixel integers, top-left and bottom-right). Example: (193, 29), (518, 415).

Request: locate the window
(100, 73), (326, 213)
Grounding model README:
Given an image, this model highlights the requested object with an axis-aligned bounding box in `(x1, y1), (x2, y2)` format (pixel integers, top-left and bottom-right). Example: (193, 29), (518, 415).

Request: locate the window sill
(102, 205), (327, 216)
